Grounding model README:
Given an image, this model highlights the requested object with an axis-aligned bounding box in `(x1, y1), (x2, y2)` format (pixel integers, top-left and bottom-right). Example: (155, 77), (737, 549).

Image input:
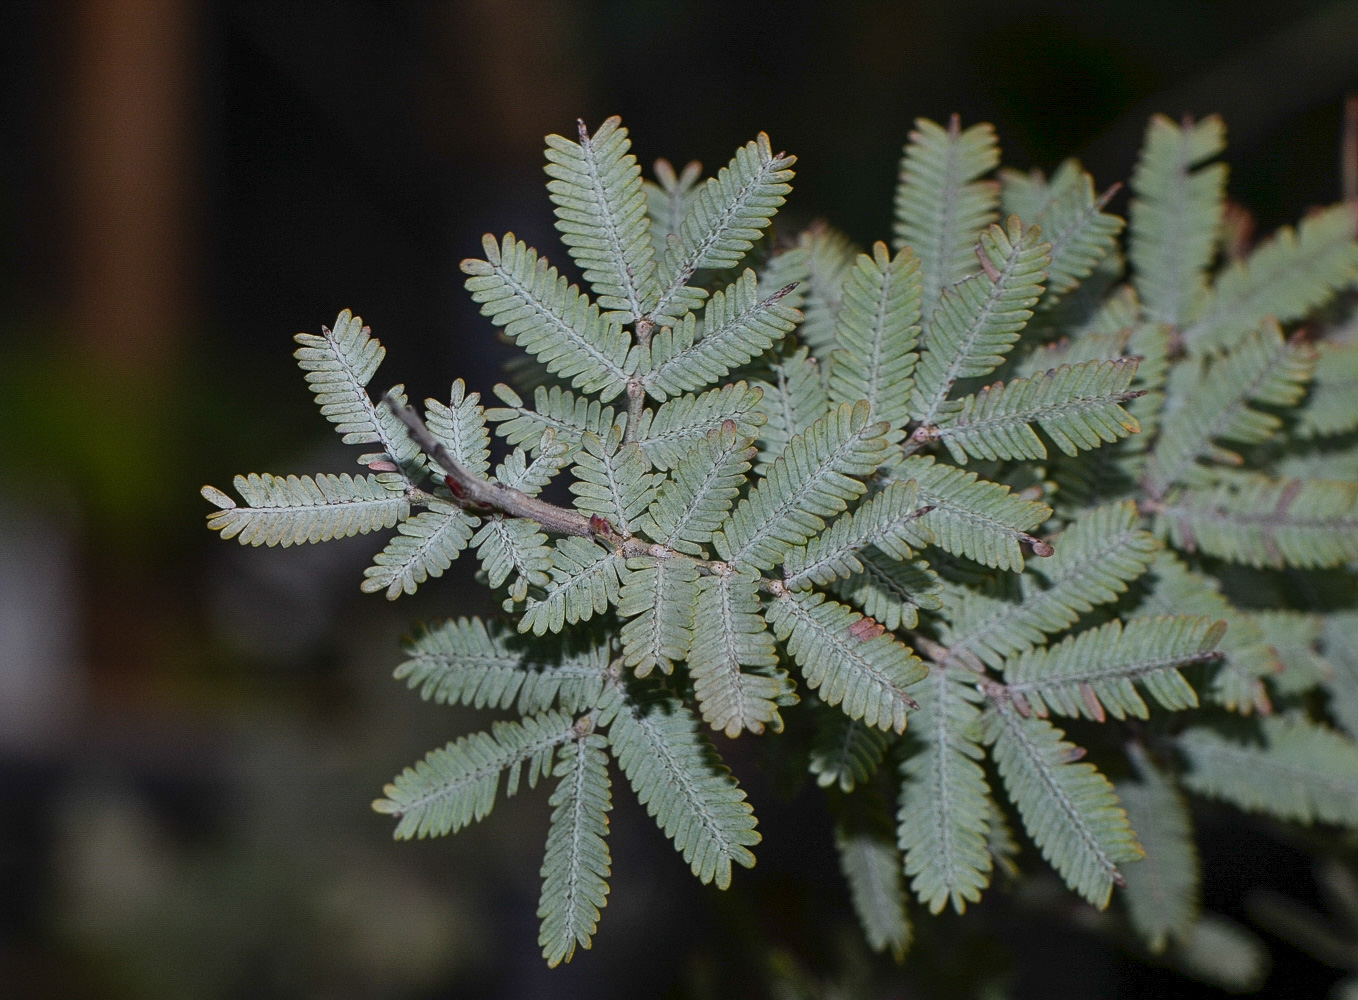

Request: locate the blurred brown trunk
(68, 0), (192, 368)
(65, 0), (195, 696)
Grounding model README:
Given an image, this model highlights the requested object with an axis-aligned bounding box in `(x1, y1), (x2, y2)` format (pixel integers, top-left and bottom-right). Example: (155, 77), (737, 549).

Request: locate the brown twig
(384, 391), (603, 539)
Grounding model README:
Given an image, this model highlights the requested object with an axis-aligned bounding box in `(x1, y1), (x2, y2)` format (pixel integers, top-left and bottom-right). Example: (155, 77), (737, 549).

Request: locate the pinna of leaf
(204, 109), (1358, 973)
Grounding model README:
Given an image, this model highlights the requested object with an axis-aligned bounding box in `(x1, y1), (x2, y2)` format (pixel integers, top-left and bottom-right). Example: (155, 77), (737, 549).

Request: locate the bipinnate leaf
(1118, 748), (1200, 953)
(1129, 114), (1227, 327)
(518, 537), (625, 635)
(651, 132), (796, 324)
(893, 117), (1000, 327)
(898, 666), (996, 914)
(984, 701), (1142, 908)
(538, 734), (613, 966)
(205, 472), (409, 547)
(640, 269), (801, 399)
(601, 687), (760, 888)
(395, 617), (609, 715)
(909, 217), (1051, 427)
(1183, 202), (1358, 354)
(931, 358), (1143, 464)
(767, 589), (926, 733)
(374, 711), (575, 839)
(687, 571), (789, 737)
(463, 234), (632, 400)
(1178, 716), (1358, 826)
(545, 116), (658, 322)
(362, 501), (477, 599)
(827, 241), (923, 438)
(714, 401), (890, 570)
(1002, 615), (1220, 722)
(890, 456), (1052, 571)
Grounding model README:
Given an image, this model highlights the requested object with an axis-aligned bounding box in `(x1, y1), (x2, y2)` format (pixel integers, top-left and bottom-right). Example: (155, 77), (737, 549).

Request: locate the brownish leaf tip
(849, 617), (886, 641)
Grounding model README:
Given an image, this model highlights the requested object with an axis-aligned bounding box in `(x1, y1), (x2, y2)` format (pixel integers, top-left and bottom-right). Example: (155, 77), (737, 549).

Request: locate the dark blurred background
(3, 2), (1358, 997)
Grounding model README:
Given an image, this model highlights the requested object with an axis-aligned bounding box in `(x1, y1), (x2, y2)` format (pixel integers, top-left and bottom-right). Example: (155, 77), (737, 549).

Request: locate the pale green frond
(633, 382), (765, 471)
(292, 310), (423, 478)
(1183, 203), (1358, 354)
(944, 501), (1159, 668)
(983, 702), (1142, 908)
(204, 472), (409, 547)
(1253, 609), (1329, 696)
(1012, 326), (1130, 379)
(1155, 476), (1358, 569)
(1117, 747), (1200, 953)
(1031, 161), (1124, 302)
(538, 734), (613, 967)
(651, 133), (796, 324)
(517, 537), (624, 635)
(909, 218), (1052, 426)
(782, 480), (933, 589)
(617, 556), (699, 678)
(826, 242), (923, 437)
(1138, 551), (1275, 715)
(569, 429), (661, 534)
(898, 666), (996, 914)
(640, 269), (801, 399)
(930, 358), (1143, 463)
(751, 344), (830, 474)
(831, 551), (943, 631)
(890, 455), (1052, 571)
(362, 502), (478, 599)
(1297, 341), (1358, 439)
(893, 117), (1000, 327)
(1002, 615), (1220, 721)
(495, 432), (571, 497)
(767, 589), (927, 733)
(795, 223), (860, 358)
(834, 797), (912, 961)
(714, 401), (889, 570)
(1275, 440), (1358, 482)
(688, 571), (789, 737)
(646, 422), (756, 555)
(485, 383), (622, 458)
(373, 710), (575, 839)
(424, 379), (491, 478)
(462, 234), (632, 400)
(545, 116), (658, 321)
(600, 686), (760, 888)
(1178, 716), (1358, 826)
(1322, 613), (1358, 739)
(1129, 114), (1227, 327)
(1145, 321), (1316, 494)
(809, 706), (893, 792)
(645, 158), (702, 264)
(395, 618), (610, 715)
(473, 516), (553, 602)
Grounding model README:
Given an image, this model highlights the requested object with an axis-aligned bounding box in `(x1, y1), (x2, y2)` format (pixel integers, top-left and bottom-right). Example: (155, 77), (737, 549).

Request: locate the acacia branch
(384, 391), (602, 539)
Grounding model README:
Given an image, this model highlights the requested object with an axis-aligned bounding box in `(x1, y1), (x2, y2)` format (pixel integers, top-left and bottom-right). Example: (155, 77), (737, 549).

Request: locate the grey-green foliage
(205, 109), (1358, 980)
